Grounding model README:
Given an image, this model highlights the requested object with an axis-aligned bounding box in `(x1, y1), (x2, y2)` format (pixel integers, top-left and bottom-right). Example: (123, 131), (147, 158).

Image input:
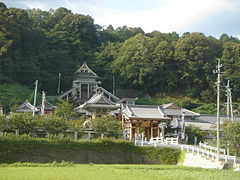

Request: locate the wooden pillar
(150, 127), (153, 139)
(66, 94), (69, 101)
(129, 126), (132, 140)
(157, 128), (160, 137)
(79, 83), (81, 98)
(87, 84), (89, 98)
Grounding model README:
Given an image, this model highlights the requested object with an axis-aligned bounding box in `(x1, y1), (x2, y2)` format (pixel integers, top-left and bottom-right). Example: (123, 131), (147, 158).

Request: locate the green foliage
(8, 113), (36, 132)
(91, 115), (122, 138)
(55, 100), (78, 120)
(192, 104), (216, 115)
(0, 3), (240, 103)
(136, 96), (201, 110)
(37, 114), (68, 135)
(0, 135), (181, 165)
(185, 125), (206, 144)
(0, 84), (35, 113)
(144, 147), (181, 165)
(0, 114), (6, 131)
(222, 121), (240, 156)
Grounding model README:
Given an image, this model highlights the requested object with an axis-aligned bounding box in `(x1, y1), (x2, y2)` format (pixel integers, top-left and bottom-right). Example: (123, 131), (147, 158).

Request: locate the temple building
(37, 98), (56, 115)
(60, 62), (101, 104)
(60, 62), (202, 141)
(16, 100), (39, 113)
(121, 103), (200, 140)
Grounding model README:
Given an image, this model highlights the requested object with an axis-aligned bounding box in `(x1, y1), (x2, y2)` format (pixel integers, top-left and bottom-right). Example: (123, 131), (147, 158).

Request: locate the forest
(0, 2), (240, 112)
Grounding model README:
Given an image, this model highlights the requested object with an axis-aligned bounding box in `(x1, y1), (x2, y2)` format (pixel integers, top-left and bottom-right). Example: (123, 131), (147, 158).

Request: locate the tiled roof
(195, 114), (240, 124)
(86, 92), (115, 105)
(37, 99), (56, 110)
(162, 108), (200, 116)
(77, 92), (120, 110)
(16, 100), (39, 113)
(124, 105), (170, 120)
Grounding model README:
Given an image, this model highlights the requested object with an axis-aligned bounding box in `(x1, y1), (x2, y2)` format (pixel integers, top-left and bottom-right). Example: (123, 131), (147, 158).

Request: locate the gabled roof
(162, 103), (179, 109)
(37, 99), (56, 110)
(77, 92), (120, 109)
(75, 62), (98, 77)
(86, 92), (115, 105)
(123, 105), (170, 120)
(16, 100), (39, 113)
(96, 87), (120, 102)
(161, 103), (200, 117)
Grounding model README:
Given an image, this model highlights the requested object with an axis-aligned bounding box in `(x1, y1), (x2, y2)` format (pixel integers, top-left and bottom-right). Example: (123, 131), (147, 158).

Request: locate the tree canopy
(0, 2), (239, 108)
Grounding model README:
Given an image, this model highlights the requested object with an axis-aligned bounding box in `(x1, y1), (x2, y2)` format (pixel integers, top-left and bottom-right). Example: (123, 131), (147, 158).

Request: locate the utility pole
(41, 91), (46, 116)
(33, 80), (38, 117)
(226, 80), (234, 121)
(226, 81), (230, 121)
(57, 73), (61, 94)
(112, 75), (115, 96)
(181, 110), (186, 140)
(213, 59), (223, 160)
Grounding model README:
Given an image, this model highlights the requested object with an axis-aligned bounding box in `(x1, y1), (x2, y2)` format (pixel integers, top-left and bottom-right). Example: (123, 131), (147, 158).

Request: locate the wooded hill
(0, 2), (239, 106)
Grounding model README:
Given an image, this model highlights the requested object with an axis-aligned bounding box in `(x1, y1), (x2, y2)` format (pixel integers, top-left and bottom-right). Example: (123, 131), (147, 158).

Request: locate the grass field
(0, 164), (239, 180)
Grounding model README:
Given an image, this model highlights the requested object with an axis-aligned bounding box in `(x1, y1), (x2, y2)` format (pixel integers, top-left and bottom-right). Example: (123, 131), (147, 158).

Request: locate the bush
(0, 134), (182, 164)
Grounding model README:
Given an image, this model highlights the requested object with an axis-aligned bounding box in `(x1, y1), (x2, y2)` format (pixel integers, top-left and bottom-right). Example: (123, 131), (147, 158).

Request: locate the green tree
(8, 113), (35, 133)
(174, 33), (218, 98)
(91, 115), (122, 138)
(55, 100), (78, 120)
(112, 33), (155, 91)
(0, 84), (35, 113)
(0, 115), (7, 131)
(185, 125), (206, 144)
(37, 114), (68, 135)
(223, 121), (240, 156)
(221, 41), (240, 100)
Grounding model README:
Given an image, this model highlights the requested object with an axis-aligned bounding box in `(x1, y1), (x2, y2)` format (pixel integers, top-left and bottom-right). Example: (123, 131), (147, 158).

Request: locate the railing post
(73, 131), (78, 141)
(225, 155), (227, 162)
(154, 142), (157, 147)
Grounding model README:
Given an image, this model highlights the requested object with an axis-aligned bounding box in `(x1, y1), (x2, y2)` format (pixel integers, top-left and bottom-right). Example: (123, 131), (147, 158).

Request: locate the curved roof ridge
(75, 62), (98, 77)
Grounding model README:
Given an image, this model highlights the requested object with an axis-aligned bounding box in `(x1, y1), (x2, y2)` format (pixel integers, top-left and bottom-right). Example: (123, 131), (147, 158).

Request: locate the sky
(2, 0), (240, 38)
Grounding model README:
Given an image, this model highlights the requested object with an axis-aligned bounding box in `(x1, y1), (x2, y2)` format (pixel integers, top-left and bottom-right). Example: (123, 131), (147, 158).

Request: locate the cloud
(2, 0), (240, 37)
(92, 0), (233, 32)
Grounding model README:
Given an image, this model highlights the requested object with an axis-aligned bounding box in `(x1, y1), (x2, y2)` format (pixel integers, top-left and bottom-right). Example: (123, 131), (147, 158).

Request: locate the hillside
(0, 2), (239, 106)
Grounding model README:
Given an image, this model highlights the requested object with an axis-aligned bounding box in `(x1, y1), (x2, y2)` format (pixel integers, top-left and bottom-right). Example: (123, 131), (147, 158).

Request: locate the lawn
(0, 164), (239, 180)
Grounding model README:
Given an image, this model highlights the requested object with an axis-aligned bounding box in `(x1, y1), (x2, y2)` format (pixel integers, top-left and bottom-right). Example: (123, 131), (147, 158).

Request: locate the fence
(199, 142), (226, 154)
(181, 144), (237, 164)
(134, 137), (179, 147)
